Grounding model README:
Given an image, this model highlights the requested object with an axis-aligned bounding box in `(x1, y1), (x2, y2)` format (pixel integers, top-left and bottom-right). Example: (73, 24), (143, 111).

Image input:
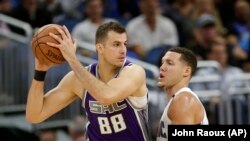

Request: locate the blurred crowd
(1, 0), (250, 71)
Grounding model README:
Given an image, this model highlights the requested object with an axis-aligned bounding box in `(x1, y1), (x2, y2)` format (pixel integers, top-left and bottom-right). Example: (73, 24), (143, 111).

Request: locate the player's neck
(97, 61), (120, 83)
(166, 82), (189, 98)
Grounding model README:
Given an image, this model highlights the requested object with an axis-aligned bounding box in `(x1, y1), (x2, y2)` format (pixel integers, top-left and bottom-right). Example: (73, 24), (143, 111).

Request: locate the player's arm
(70, 61), (147, 105)
(168, 92), (204, 124)
(26, 71), (81, 123)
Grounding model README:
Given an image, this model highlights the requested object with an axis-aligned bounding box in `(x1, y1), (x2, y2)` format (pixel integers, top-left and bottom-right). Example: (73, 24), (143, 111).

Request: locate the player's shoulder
(175, 91), (195, 99)
(119, 64), (146, 80)
(123, 63), (146, 74)
(173, 91), (200, 107)
(170, 91), (203, 115)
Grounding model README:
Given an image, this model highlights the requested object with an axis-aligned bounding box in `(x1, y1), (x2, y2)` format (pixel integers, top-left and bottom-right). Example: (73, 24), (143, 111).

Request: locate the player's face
(157, 51), (185, 88)
(102, 31), (127, 67)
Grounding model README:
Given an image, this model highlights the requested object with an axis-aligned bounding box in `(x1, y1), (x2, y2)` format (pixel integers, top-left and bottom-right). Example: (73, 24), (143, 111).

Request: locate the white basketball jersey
(156, 87), (209, 141)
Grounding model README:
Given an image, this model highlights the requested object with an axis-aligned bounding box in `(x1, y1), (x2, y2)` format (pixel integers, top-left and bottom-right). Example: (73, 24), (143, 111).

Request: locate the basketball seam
(34, 37), (43, 62)
(34, 33), (62, 43)
(37, 42), (64, 64)
(34, 24), (62, 42)
(35, 24), (58, 37)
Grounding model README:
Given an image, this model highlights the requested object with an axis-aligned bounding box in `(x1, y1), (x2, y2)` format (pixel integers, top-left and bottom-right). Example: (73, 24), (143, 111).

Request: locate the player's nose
(120, 45), (126, 54)
(160, 65), (166, 72)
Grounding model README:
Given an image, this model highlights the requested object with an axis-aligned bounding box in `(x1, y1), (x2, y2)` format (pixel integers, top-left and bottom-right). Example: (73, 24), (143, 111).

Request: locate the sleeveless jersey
(157, 87), (209, 141)
(83, 60), (150, 141)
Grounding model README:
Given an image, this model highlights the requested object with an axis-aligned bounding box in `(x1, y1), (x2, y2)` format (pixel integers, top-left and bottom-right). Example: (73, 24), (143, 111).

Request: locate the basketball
(31, 24), (65, 65)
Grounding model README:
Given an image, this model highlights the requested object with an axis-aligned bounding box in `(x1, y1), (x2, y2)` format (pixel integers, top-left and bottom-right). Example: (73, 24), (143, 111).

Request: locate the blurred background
(0, 0), (250, 141)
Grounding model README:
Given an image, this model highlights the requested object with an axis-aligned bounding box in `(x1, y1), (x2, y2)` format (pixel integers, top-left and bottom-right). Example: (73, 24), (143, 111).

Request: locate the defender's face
(102, 31), (127, 67)
(157, 51), (185, 88)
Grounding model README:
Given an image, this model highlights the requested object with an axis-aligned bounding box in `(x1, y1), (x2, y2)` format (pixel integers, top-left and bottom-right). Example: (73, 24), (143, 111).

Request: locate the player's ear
(96, 43), (104, 54)
(183, 66), (191, 77)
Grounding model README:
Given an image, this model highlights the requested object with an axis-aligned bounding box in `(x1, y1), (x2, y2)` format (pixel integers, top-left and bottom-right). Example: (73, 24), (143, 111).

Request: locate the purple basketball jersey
(83, 60), (149, 141)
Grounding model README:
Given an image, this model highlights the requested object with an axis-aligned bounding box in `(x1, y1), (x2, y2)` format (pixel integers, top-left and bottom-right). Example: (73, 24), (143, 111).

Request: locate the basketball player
(156, 47), (209, 141)
(26, 22), (150, 141)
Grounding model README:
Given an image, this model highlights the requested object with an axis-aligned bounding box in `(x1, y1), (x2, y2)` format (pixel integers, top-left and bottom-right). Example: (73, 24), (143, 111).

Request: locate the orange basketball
(31, 24), (65, 65)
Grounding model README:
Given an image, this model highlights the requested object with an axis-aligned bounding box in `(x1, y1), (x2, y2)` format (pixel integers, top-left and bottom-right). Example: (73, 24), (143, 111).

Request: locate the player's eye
(124, 42), (128, 47)
(113, 43), (119, 47)
(168, 61), (174, 65)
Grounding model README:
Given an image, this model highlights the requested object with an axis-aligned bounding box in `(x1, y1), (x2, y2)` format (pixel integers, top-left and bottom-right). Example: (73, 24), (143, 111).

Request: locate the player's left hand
(46, 25), (77, 63)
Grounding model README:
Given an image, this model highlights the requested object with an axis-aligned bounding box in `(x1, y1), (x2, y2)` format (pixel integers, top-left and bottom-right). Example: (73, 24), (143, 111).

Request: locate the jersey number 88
(98, 114), (127, 134)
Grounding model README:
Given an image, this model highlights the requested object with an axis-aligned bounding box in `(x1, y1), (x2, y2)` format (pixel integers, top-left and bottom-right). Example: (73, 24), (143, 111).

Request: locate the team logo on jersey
(89, 100), (127, 114)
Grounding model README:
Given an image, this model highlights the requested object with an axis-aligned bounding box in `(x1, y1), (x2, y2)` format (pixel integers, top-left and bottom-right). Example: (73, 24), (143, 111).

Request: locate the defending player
(156, 47), (209, 141)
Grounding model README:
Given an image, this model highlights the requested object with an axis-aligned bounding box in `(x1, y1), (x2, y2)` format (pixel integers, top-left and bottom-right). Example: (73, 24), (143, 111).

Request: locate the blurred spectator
(9, 0), (52, 35)
(226, 34), (248, 68)
(214, 35), (247, 68)
(39, 129), (57, 141)
(126, 0), (178, 60)
(72, 0), (116, 45)
(191, 0), (225, 35)
(188, 13), (221, 60)
(164, 0), (194, 46)
(189, 14), (246, 66)
(214, 0), (235, 31)
(117, 0), (140, 23)
(0, 0), (12, 32)
(0, 0), (12, 15)
(225, 0), (250, 71)
(54, 0), (83, 32)
(102, 0), (120, 19)
(228, 0), (250, 56)
(68, 115), (86, 141)
(39, 0), (64, 23)
(191, 40), (250, 124)
(71, 0), (117, 57)
(192, 40), (249, 91)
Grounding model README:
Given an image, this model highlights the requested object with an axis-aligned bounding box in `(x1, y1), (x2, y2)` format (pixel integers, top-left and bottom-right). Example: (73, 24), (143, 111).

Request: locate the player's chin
(114, 62), (123, 67)
(116, 60), (125, 66)
(157, 82), (164, 88)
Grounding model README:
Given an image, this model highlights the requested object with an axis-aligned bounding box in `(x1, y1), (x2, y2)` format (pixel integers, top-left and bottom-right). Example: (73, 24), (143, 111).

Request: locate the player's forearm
(26, 80), (45, 123)
(68, 59), (114, 105)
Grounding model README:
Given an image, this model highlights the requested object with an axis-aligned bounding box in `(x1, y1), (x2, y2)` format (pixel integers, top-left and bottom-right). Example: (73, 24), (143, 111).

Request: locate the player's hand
(35, 58), (53, 71)
(46, 25), (77, 63)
